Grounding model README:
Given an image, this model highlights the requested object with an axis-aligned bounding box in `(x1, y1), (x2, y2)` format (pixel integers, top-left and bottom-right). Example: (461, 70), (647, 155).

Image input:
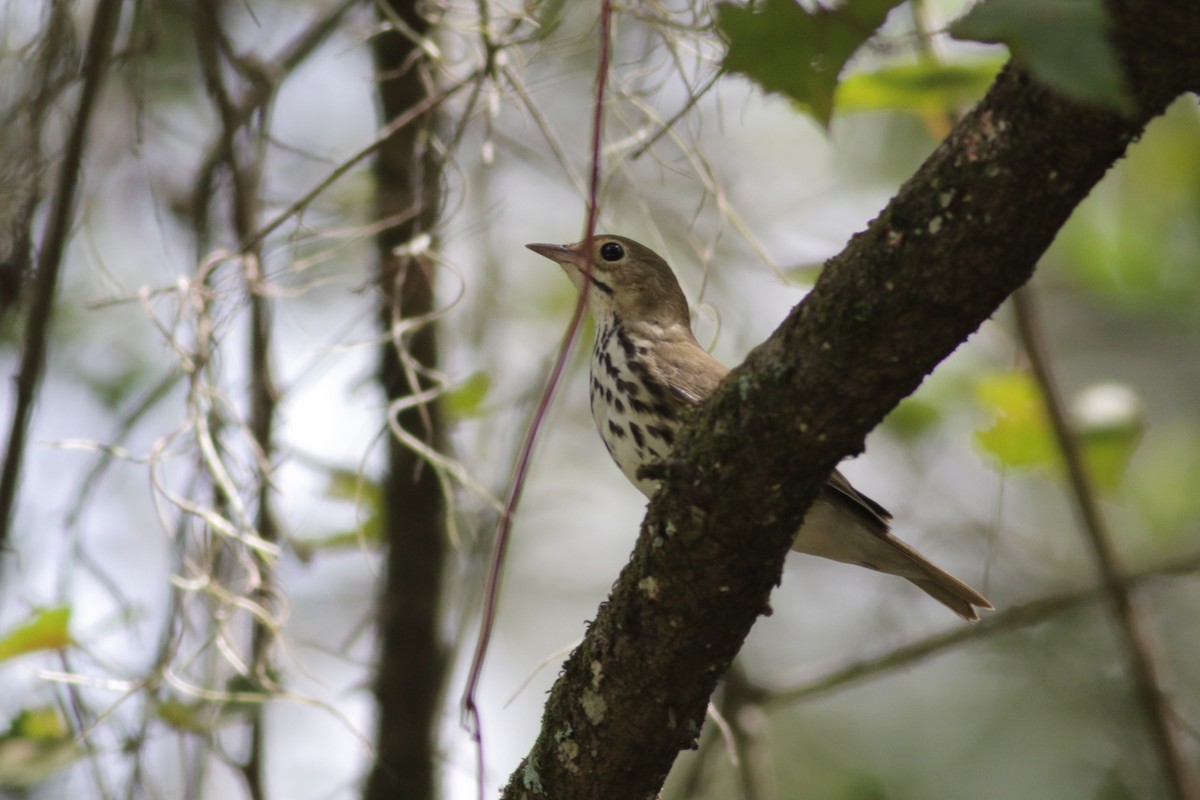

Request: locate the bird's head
(526, 235), (691, 329)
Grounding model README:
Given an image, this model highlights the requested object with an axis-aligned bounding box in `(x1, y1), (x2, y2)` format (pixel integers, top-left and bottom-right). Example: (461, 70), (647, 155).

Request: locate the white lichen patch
(928, 216), (943, 235)
(556, 738), (580, 773)
(638, 575), (660, 599)
(580, 689), (607, 724)
(590, 659), (605, 690)
(522, 756), (543, 792)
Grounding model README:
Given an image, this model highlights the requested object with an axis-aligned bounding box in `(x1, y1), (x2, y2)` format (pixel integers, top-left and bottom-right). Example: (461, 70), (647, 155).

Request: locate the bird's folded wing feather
(649, 338), (894, 534)
(824, 469), (893, 528)
(646, 336), (729, 408)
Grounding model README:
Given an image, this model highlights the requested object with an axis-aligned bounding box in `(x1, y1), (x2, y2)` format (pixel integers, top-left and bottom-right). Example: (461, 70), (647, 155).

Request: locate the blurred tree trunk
(366, 2), (448, 799)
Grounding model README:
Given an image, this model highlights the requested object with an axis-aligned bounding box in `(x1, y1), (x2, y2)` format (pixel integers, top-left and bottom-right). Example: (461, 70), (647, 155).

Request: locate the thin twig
(767, 552), (1200, 706)
(190, 0), (359, 256)
(630, 68), (721, 160)
(460, 0), (615, 777)
(1012, 288), (1197, 800)
(499, 63), (590, 199)
(239, 73), (474, 252)
(724, 664), (777, 800)
(0, 4), (123, 791)
(193, 2), (285, 792)
(0, 0), (125, 557)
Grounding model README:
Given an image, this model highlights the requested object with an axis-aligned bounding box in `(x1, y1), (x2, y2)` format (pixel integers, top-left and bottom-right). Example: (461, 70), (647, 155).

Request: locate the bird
(526, 234), (992, 621)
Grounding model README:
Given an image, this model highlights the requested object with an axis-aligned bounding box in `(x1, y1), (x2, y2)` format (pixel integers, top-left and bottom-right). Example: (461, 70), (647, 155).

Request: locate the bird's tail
(795, 492), (993, 621)
(885, 537), (993, 622)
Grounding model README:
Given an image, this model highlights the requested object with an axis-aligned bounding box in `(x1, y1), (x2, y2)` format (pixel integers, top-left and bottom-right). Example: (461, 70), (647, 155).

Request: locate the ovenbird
(527, 234), (991, 620)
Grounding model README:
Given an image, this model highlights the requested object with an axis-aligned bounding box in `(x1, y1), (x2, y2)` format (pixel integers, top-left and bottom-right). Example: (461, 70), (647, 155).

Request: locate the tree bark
(365, 2), (449, 799)
(501, 1), (1200, 797)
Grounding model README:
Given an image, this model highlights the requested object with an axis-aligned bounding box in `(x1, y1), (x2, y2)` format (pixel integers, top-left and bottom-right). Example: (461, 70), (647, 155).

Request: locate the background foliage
(0, 0), (1197, 798)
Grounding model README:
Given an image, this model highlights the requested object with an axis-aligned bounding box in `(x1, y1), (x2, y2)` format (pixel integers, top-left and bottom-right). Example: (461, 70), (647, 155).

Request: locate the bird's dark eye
(599, 241), (624, 262)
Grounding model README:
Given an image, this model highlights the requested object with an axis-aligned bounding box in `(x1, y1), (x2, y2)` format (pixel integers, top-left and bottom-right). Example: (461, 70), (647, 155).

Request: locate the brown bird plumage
(527, 234), (992, 621)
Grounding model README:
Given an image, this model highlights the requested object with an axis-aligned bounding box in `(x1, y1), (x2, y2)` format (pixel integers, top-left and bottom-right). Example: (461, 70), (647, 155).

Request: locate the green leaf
(0, 708), (79, 788)
(973, 371), (1056, 469)
(446, 371), (492, 420)
(0, 608), (71, 663)
(884, 396), (942, 441)
(1052, 102), (1200, 317)
(9, 709), (67, 741)
(295, 523), (384, 555)
(836, 59), (1004, 113)
(1093, 768), (1138, 800)
(292, 471), (384, 561)
(156, 673), (278, 734)
(156, 699), (221, 733)
(222, 672), (276, 716)
(975, 374), (1144, 492)
(1072, 383), (1143, 493)
(325, 469), (380, 505)
(717, 0), (907, 127)
(949, 0), (1134, 115)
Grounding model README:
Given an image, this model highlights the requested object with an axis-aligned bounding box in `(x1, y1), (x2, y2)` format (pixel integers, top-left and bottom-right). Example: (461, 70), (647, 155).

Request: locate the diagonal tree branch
(501, 1), (1200, 797)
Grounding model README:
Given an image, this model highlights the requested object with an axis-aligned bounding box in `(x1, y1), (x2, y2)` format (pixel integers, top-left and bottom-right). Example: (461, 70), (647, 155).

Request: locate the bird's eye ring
(599, 241), (624, 262)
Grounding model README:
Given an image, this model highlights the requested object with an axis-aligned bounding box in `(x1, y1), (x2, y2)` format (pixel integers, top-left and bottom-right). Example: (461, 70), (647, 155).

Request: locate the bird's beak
(526, 242), (581, 267)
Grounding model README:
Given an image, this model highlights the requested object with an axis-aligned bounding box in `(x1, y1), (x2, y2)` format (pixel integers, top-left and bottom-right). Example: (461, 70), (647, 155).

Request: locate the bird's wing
(823, 468), (893, 528)
(651, 337), (896, 539)
(647, 336), (729, 407)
